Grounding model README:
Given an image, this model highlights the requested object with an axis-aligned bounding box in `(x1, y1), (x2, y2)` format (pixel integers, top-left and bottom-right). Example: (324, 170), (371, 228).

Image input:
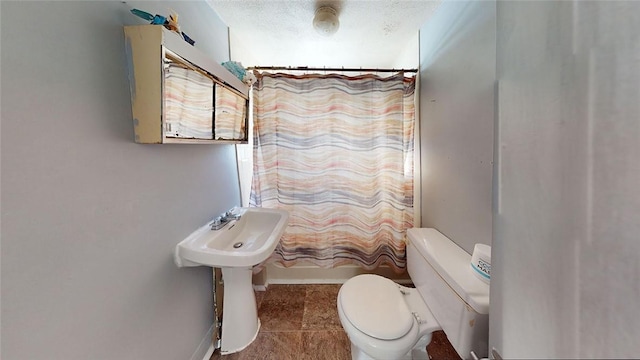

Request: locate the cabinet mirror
(162, 52), (248, 142)
(214, 84), (248, 141)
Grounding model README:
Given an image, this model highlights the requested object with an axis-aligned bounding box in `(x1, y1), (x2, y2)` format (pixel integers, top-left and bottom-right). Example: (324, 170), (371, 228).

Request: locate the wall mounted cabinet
(124, 25), (249, 144)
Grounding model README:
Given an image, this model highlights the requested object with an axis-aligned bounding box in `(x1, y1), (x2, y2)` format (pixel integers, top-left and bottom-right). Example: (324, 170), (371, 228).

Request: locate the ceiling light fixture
(313, 6), (340, 36)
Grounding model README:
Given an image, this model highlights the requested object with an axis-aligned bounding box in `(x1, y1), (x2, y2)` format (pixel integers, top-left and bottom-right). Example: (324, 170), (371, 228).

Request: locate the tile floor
(210, 284), (460, 360)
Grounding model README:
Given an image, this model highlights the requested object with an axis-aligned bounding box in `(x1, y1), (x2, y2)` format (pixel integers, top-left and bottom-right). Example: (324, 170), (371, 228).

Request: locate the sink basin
(174, 207), (289, 355)
(174, 207), (289, 268)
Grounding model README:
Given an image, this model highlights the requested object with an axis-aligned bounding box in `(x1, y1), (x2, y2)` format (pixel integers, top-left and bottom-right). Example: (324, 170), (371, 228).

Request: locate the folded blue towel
(221, 61), (246, 81)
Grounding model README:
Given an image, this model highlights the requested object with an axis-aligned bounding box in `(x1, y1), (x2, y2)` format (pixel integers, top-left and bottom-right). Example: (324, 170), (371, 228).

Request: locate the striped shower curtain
(251, 72), (415, 272)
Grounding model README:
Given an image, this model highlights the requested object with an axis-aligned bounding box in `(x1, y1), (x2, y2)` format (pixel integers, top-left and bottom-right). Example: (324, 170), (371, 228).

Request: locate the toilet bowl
(337, 274), (441, 360)
(337, 228), (490, 360)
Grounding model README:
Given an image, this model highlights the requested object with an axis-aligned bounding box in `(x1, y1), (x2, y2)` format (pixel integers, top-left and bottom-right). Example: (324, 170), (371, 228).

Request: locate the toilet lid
(339, 274), (414, 340)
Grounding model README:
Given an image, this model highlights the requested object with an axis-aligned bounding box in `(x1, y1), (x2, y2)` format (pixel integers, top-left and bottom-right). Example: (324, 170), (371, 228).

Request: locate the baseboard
(265, 263), (412, 285)
(201, 344), (214, 360)
(192, 324), (214, 360)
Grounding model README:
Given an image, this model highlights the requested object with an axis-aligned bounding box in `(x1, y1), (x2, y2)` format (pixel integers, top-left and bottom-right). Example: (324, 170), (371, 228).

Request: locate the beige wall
(1, 1), (237, 359)
(418, 1), (496, 253)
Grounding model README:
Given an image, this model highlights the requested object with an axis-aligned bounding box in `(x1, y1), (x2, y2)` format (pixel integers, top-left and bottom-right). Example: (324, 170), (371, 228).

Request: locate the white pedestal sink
(174, 207), (289, 354)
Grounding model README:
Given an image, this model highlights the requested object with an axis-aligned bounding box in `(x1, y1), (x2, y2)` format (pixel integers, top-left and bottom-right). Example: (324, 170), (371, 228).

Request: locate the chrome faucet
(210, 207), (242, 230)
(223, 208), (242, 221)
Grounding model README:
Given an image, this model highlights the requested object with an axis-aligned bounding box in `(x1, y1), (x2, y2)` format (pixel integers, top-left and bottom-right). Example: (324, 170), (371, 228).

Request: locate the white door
(491, 1), (640, 358)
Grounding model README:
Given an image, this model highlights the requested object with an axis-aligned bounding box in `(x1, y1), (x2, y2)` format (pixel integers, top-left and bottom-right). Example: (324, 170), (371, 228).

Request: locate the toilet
(337, 228), (490, 360)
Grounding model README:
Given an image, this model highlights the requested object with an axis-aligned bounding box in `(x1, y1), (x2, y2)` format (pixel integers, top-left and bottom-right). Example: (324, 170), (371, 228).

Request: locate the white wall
(1, 1), (237, 359)
(491, 1), (640, 358)
(418, 1), (496, 253)
(392, 32), (420, 70)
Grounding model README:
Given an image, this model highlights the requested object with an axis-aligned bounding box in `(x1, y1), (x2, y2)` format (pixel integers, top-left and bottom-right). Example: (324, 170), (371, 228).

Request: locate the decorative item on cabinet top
(124, 25), (250, 144)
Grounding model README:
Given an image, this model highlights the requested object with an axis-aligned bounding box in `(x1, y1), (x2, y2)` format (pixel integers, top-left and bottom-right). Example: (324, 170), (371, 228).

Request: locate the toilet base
(350, 342), (375, 360)
(410, 333), (432, 360)
(349, 334), (432, 360)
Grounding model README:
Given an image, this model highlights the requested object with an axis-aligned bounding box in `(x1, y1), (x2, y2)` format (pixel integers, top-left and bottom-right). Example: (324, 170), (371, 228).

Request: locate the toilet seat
(338, 275), (427, 360)
(339, 274), (415, 340)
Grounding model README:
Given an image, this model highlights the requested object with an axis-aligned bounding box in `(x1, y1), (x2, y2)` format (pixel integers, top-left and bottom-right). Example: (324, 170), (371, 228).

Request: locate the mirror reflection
(214, 84), (248, 141)
(162, 55), (248, 142)
(163, 59), (214, 139)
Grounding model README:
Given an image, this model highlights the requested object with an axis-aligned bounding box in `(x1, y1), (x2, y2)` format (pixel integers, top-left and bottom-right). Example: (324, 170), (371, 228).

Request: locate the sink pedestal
(220, 267), (260, 354)
(173, 208), (289, 353)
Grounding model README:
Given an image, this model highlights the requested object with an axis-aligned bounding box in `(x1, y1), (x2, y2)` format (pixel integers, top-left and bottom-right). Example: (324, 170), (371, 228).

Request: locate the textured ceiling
(207, 0), (441, 69)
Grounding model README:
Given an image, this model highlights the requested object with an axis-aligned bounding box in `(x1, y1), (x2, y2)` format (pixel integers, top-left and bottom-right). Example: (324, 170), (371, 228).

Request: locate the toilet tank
(406, 228), (489, 359)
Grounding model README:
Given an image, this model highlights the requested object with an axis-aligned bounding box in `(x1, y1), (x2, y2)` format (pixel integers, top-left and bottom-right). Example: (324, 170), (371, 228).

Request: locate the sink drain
(233, 242), (243, 249)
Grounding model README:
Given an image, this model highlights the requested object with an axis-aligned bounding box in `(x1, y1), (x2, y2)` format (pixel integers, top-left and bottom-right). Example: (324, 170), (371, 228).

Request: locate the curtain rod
(248, 66), (418, 73)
